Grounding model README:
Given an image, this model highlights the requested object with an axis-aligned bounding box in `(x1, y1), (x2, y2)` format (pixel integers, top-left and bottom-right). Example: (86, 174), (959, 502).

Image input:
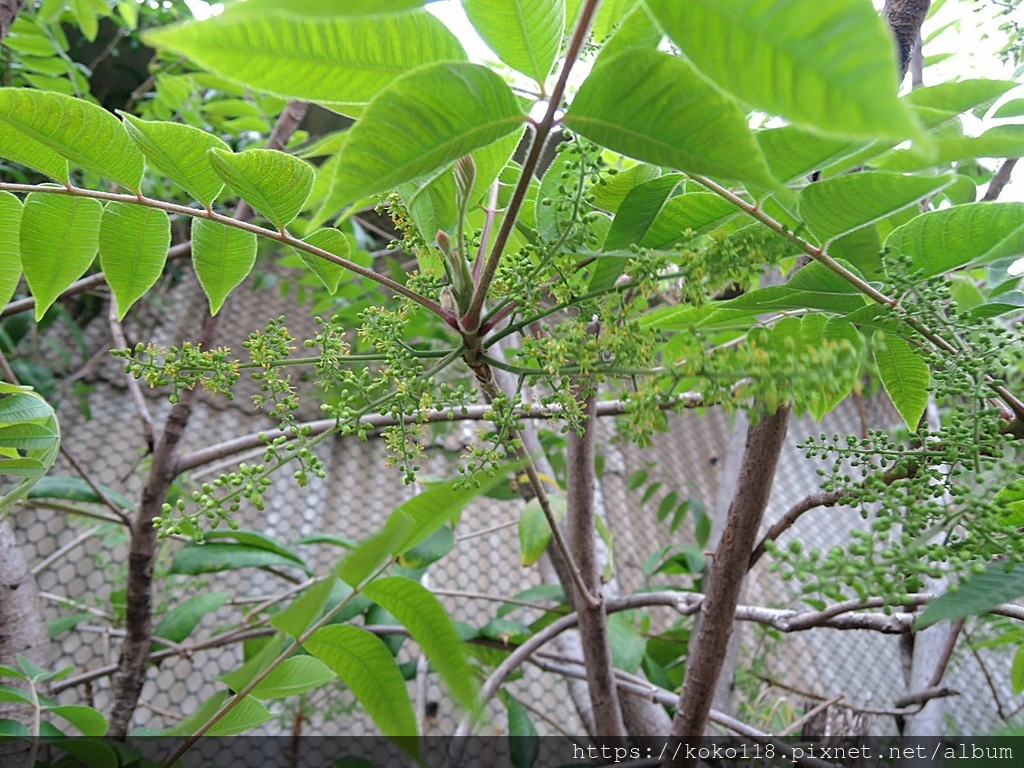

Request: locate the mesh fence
(5, 271), (1019, 739)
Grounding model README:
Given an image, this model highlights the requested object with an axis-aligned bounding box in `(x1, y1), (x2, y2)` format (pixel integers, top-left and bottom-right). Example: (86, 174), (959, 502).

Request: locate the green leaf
(203, 529), (307, 564)
(304, 625), (419, 746)
(171, 691), (273, 736)
(0, 393), (51, 425)
(885, 202), (1024, 278)
(646, 0), (919, 142)
(208, 148), (314, 230)
(169, 542), (310, 576)
(563, 49), (777, 190)
(329, 62), (526, 208)
(99, 203), (171, 318)
(144, 11), (465, 113)
(27, 476), (133, 509)
(250, 656), (336, 700)
(0, 459), (46, 479)
(0, 684), (34, 703)
(44, 705), (107, 737)
(873, 332), (929, 432)
(0, 118), (68, 182)
(880, 125), (1024, 172)
(222, 0), (429, 15)
(397, 524), (455, 569)
(756, 126), (859, 184)
(152, 593), (229, 649)
(362, 576), (477, 713)
(191, 218), (257, 314)
(463, 0), (564, 85)
(120, 114), (230, 207)
(503, 693), (540, 768)
(607, 612), (645, 674)
(1012, 647), (1024, 696)
(518, 495), (567, 567)
(798, 172), (954, 244)
(21, 193), (102, 320)
(603, 174), (683, 251)
(917, 562), (1024, 629)
(45, 739), (118, 768)
(905, 79), (1018, 126)
(219, 633), (287, 693)
(339, 466), (518, 586)
(0, 423), (57, 450)
(637, 192), (739, 249)
(0, 192), (22, 309)
(994, 98), (1024, 119)
(292, 228), (349, 294)
(271, 576), (337, 638)
(0, 88), (143, 190)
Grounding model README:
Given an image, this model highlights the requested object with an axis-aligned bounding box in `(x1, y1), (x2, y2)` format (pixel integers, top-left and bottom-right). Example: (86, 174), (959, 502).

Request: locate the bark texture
(0, 0), (25, 42)
(0, 517), (49, 723)
(670, 407), (790, 760)
(566, 388), (627, 740)
(884, 0), (932, 79)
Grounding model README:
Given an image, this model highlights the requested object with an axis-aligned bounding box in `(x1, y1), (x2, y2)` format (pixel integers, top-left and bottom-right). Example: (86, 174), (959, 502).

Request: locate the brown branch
(892, 685), (959, 709)
(749, 490), (841, 569)
(0, 0), (25, 42)
(566, 375), (626, 739)
(671, 406), (791, 752)
(983, 158), (1019, 202)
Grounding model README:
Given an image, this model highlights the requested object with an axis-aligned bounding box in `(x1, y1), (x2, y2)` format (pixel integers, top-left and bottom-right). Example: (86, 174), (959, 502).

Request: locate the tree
(0, 0), (1023, 764)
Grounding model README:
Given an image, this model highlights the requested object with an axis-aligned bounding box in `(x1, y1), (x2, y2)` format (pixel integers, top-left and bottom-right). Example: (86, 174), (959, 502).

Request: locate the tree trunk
(0, 517), (49, 723)
(0, 0), (25, 42)
(670, 406), (790, 762)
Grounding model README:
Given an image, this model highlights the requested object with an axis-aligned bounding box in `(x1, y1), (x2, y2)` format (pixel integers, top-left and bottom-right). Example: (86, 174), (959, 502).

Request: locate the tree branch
(175, 393), (704, 474)
(983, 158), (1019, 202)
(566, 374), (626, 738)
(671, 406), (790, 753)
(0, 0), (25, 42)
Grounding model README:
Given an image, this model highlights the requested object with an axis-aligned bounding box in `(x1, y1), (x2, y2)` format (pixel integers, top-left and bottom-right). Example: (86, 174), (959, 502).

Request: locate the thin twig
(58, 445), (132, 526)
(779, 693), (846, 737)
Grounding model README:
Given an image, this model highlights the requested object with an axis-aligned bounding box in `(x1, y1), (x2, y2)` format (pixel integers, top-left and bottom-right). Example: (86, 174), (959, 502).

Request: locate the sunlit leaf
(144, 11), (465, 113)
(250, 656), (336, 699)
(885, 202), (1024, 278)
(329, 62), (526, 208)
(518, 496), (566, 566)
(646, 0), (919, 141)
(0, 88), (143, 190)
(99, 203), (171, 319)
(191, 218), (257, 315)
(0, 192), (23, 309)
(21, 193), (102, 320)
(120, 114), (230, 207)
(463, 0), (564, 85)
(209, 148), (314, 230)
(170, 691), (272, 736)
(272, 576), (337, 638)
(798, 172), (954, 244)
(563, 49), (777, 190)
(873, 332), (929, 431)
